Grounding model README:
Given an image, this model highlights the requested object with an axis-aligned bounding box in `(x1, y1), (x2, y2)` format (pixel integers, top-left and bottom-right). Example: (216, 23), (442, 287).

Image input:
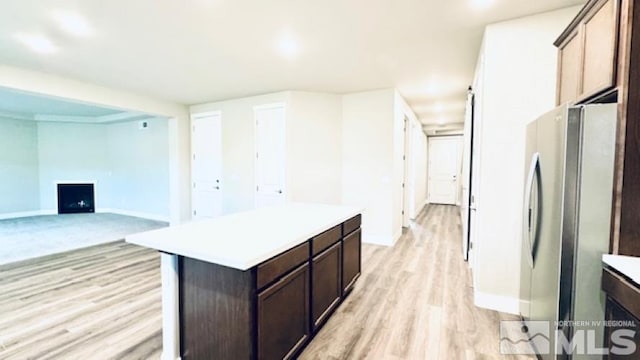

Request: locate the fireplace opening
(57, 183), (95, 214)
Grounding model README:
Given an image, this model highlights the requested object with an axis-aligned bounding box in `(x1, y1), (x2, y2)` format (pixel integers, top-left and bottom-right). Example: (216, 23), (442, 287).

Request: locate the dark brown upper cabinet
(555, 0), (620, 105)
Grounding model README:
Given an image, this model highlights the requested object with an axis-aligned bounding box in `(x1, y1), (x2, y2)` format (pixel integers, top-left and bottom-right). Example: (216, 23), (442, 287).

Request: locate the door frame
(190, 110), (223, 219)
(253, 102), (287, 208)
(427, 135), (462, 205)
(462, 91), (476, 261)
(402, 116), (411, 227)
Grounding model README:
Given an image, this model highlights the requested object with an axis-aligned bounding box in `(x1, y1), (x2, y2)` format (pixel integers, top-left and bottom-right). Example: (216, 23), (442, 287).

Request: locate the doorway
(428, 136), (462, 205)
(191, 111), (223, 219)
(461, 89), (475, 261)
(254, 103), (286, 208)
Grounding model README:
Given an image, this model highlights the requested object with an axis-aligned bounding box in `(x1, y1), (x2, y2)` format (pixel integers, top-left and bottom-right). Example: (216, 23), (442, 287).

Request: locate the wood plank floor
(0, 205), (530, 359)
(300, 205), (531, 360)
(0, 241), (163, 360)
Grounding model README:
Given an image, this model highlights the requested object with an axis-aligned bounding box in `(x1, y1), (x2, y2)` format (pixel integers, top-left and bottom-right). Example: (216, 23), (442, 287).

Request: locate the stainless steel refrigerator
(520, 103), (617, 359)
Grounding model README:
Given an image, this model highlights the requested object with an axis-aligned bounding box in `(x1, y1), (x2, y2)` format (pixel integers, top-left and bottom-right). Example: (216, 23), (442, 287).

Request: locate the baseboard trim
(418, 201), (429, 216)
(474, 291), (520, 315)
(161, 353), (181, 360)
(0, 210), (46, 220)
(391, 228), (402, 246)
(361, 232), (395, 246)
(97, 208), (170, 223)
(0, 209), (170, 223)
(410, 201), (429, 220)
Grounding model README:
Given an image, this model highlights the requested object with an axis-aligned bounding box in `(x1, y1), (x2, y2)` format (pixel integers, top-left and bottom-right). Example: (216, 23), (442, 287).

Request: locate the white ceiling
(0, 87), (118, 117)
(0, 0), (585, 126)
(0, 86), (150, 123)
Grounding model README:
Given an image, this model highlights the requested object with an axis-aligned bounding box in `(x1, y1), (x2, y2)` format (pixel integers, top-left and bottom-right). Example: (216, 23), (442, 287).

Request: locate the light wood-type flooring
(0, 205), (531, 359)
(300, 205), (531, 360)
(0, 241), (162, 360)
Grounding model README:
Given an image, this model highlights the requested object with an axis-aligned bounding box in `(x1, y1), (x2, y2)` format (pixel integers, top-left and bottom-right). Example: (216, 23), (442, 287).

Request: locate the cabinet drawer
(312, 225), (341, 256)
(312, 242), (342, 330)
(257, 242), (309, 289)
(343, 228), (361, 295)
(257, 263), (310, 360)
(343, 214), (361, 236)
(602, 267), (640, 319)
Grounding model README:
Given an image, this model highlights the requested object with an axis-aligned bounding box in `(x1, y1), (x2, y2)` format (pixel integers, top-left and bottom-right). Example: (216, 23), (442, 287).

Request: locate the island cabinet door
(311, 241), (342, 331)
(342, 228), (361, 294)
(257, 262), (310, 360)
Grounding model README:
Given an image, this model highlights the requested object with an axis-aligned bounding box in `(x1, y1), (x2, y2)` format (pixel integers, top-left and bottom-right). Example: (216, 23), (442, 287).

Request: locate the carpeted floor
(0, 213), (168, 265)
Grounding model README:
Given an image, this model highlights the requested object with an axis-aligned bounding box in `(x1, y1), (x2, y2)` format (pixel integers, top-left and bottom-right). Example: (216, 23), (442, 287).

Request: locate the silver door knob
(277, 190), (282, 194)
(214, 186), (220, 190)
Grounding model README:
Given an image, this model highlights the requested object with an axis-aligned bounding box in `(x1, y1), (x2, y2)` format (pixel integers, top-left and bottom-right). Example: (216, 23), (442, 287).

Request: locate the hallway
(300, 204), (529, 359)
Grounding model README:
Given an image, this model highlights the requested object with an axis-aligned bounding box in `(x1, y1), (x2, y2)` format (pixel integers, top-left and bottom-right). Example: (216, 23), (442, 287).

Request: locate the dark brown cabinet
(342, 228), (361, 294)
(602, 267), (640, 359)
(581, 0), (618, 99)
(311, 241), (342, 330)
(258, 263), (310, 360)
(178, 214), (362, 360)
(557, 30), (582, 104)
(604, 299), (640, 359)
(257, 242), (309, 290)
(555, 0), (620, 105)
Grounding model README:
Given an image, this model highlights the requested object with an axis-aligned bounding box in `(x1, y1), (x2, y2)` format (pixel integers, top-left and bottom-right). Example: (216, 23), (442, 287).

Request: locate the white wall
(106, 118), (170, 218)
(192, 88), (414, 246)
(471, 6), (581, 313)
(342, 89), (396, 245)
(287, 92), (342, 205)
(37, 122), (109, 212)
(0, 117), (40, 215)
(456, 135), (464, 205)
(190, 92), (289, 214)
(0, 65), (190, 225)
(190, 91), (343, 215)
(341, 89), (420, 245)
(393, 91), (422, 233)
(32, 119), (171, 220)
(410, 122), (428, 219)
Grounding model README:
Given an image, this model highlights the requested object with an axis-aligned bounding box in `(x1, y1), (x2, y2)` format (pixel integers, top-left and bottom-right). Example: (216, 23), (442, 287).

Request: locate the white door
(428, 136), (460, 205)
(460, 91), (474, 260)
(191, 112), (223, 220)
(255, 104), (286, 208)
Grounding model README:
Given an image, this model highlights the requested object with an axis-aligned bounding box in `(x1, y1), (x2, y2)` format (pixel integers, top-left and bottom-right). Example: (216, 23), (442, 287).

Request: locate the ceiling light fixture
(52, 10), (93, 37)
(276, 30), (300, 60)
(471, 0), (495, 9)
(424, 82), (441, 96)
(14, 33), (58, 54)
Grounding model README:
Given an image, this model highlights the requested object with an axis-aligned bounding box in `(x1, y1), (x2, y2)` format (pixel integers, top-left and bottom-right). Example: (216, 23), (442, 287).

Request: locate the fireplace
(57, 183), (95, 214)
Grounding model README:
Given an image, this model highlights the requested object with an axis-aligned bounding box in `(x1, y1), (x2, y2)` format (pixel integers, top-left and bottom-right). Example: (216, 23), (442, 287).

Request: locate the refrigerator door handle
(523, 152), (540, 269)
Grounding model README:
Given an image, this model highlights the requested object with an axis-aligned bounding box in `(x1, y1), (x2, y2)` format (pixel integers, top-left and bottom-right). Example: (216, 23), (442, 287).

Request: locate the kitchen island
(127, 203), (362, 360)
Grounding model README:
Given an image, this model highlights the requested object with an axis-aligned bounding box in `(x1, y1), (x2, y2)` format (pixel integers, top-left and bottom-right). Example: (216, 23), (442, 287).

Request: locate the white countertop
(126, 203), (361, 271)
(602, 254), (640, 285)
